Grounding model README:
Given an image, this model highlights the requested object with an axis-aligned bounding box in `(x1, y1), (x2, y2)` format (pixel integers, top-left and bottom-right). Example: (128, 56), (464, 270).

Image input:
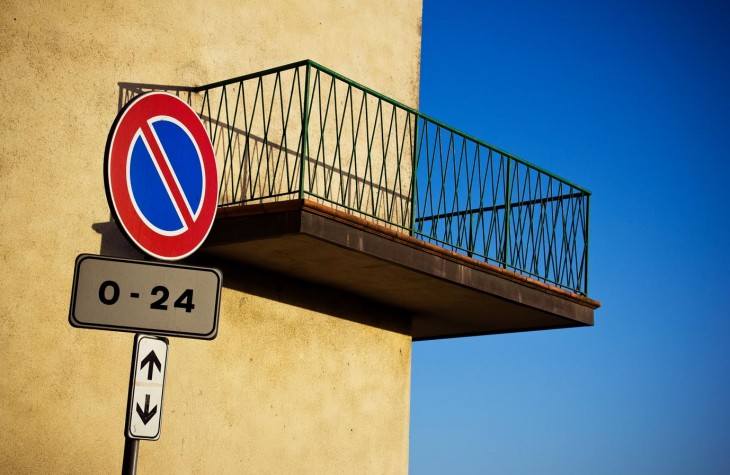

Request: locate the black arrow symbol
(136, 394), (158, 425)
(140, 350), (161, 380)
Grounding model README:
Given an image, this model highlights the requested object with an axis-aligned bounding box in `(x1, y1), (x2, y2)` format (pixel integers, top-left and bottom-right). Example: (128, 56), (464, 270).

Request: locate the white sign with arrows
(126, 334), (169, 440)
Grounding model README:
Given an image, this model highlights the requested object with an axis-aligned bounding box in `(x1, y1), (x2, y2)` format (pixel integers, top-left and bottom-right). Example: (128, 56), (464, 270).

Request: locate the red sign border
(104, 92), (218, 261)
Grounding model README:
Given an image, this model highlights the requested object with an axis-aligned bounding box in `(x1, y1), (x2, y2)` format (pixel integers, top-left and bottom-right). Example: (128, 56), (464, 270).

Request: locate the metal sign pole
(122, 333), (141, 475)
(121, 437), (139, 475)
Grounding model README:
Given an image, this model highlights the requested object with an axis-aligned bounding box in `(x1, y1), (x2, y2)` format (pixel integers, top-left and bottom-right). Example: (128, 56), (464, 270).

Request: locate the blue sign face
(129, 118), (205, 236)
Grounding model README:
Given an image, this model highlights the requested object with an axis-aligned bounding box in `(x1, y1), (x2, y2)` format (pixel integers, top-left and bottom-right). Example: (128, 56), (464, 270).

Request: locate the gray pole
(121, 437), (139, 475)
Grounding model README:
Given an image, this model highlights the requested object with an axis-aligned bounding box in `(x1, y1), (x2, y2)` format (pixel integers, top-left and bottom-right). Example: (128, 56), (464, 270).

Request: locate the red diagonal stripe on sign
(140, 121), (195, 229)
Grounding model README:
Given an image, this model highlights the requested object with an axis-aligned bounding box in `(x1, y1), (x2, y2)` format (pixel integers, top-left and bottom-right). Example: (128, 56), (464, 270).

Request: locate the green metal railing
(118, 60), (591, 295)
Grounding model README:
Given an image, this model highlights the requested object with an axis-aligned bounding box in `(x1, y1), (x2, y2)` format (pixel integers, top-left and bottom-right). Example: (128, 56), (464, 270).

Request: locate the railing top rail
(190, 59), (312, 91)
(120, 60), (591, 195)
(117, 82), (197, 93)
(307, 60), (591, 195)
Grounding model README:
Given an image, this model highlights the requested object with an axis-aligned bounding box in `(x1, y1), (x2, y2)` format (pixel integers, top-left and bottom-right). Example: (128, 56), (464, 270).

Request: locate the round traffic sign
(105, 92), (218, 260)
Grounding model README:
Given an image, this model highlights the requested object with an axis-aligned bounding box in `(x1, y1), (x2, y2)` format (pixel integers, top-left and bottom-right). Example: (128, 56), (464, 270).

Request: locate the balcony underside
(201, 199), (600, 341)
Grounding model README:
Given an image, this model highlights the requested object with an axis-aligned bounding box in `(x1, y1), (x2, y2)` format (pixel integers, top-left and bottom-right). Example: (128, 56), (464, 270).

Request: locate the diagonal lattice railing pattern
(413, 119), (590, 295)
(117, 60), (591, 295)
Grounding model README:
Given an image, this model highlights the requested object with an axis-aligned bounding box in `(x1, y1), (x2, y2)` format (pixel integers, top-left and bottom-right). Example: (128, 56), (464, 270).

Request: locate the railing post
(503, 156), (512, 268)
(409, 114), (419, 236)
(584, 193), (590, 295)
(300, 62), (312, 199)
(468, 210), (473, 258)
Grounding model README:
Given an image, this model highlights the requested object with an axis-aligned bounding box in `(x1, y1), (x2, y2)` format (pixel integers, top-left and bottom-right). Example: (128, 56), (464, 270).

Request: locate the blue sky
(410, 1), (730, 473)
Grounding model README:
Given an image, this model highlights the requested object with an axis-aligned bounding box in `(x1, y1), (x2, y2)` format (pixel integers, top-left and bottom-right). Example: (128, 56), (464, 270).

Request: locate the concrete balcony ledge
(202, 199), (601, 341)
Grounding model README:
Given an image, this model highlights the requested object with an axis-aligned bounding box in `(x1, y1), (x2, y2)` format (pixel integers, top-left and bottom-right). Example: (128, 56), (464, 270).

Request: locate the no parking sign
(78, 92), (223, 463)
(104, 92), (218, 260)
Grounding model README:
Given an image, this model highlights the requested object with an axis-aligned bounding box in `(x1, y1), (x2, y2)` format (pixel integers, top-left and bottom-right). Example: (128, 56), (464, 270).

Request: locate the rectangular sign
(69, 253), (221, 339)
(126, 334), (168, 440)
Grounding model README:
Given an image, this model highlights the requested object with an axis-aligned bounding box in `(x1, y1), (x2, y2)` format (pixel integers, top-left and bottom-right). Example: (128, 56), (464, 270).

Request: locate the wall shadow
(91, 220), (411, 337)
(188, 252), (413, 338)
(91, 221), (146, 260)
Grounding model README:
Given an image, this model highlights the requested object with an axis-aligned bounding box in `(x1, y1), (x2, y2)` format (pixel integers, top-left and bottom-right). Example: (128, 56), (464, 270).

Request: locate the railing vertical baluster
(584, 194), (590, 295)
(300, 62), (312, 199)
(503, 156), (512, 268)
(410, 114), (419, 236)
(468, 210), (473, 258)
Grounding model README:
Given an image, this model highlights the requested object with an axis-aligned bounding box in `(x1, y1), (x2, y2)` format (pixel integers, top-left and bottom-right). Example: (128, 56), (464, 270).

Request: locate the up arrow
(140, 350), (162, 380)
(136, 394), (158, 425)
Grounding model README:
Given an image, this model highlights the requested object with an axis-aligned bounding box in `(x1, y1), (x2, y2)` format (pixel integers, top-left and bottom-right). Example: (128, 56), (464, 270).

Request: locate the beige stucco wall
(0, 1), (421, 473)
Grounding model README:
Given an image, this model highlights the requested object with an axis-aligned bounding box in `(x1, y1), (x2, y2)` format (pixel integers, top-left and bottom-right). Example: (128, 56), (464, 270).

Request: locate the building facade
(1, 1), (423, 473)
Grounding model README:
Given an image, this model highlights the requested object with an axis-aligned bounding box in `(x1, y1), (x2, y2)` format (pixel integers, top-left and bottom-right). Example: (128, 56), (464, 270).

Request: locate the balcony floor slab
(201, 199), (600, 341)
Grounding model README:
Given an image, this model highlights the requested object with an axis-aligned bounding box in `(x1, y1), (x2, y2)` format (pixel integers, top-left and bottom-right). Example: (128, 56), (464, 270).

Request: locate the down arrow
(136, 394), (157, 425)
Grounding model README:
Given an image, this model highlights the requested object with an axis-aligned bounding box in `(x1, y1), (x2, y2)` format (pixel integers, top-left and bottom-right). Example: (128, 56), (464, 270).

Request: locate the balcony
(117, 60), (599, 340)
